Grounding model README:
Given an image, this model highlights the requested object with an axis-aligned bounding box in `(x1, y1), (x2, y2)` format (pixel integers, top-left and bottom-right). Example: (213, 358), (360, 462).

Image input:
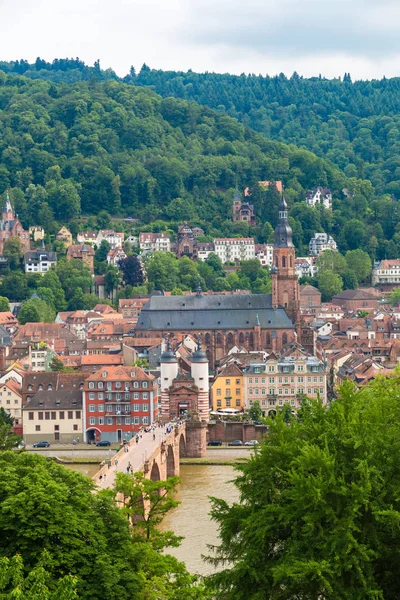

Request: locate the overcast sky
(1, 0), (399, 79)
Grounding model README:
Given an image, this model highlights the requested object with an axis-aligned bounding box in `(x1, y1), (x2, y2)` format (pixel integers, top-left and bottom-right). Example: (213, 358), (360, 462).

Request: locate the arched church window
(227, 332), (235, 347)
(266, 332), (271, 346)
(282, 256), (286, 268)
(249, 332), (254, 350)
(205, 333), (211, 345)
(216, 333), (223, 346)
(239, 332), (245, 345)
(282, 333), (288, 346)
(290, 256), (293, 267)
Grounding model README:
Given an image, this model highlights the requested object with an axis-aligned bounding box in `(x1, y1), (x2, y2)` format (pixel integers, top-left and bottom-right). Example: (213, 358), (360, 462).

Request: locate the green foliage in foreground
(207, 375), (400, 599)
(0, 453), (209, 599)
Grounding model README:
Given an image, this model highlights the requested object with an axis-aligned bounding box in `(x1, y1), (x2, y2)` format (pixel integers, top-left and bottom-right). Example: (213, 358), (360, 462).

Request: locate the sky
(1, 0), (400, 79)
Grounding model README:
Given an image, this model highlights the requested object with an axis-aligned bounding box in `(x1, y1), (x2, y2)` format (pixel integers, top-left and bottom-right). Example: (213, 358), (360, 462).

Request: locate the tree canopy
(208, 375), (400, 599)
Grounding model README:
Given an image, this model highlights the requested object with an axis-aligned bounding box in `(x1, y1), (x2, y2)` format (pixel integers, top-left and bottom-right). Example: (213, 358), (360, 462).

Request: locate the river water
(162, 464), (239, 575)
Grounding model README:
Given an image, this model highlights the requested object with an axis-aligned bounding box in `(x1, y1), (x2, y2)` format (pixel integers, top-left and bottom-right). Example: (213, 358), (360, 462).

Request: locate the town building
(372, 259), (400, 288)
(76, 231), (97, 245)
(332, 289), (379, 312)
(196, 242), (214, 261)
(160, 341), (209, 421)
(295, 256), (318, 279)
(22, 373), (86, 444)
(255, 243), (274, 267)
(309, 233), (337, 256)
(106, 247), (127, 266)
(29, 226), (45, 242)
(97, 230), (124, 249)
(0, 377), (22, 427)
(139, 232), (171, 253)
(82, 366), (159, 443)
(56, 226), (73, 248)
(176, 222), (197, 258)
(0, 193), (30, 255)
(300, 285), (322, 312)
(24, 246), (57, 275)
(136, 196), (301, 365)
(211, 363), (244, 412)
(243, 346), (327, 417)
(118, 297), (150, 318)
(244, 180), (283, 197)
(213, 238), (255, 263)
(305, 187), (332, 210)
(66, 244), (95, 273)
(232, 188), (256, 226)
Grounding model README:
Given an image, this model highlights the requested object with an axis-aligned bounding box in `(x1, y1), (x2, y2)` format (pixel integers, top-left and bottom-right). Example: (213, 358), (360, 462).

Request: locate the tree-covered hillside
(133, 68), (400, 197)
(0, 67), (399, 259)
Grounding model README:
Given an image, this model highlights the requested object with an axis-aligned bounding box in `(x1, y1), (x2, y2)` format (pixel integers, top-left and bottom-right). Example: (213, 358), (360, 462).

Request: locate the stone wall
(185, 420), (208, 457)
(208, 421), (269, 443)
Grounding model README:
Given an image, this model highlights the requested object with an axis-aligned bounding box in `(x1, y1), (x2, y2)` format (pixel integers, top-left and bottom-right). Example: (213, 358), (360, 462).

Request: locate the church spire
(3, 191), (14, 219)
(274, 194), (293, 248)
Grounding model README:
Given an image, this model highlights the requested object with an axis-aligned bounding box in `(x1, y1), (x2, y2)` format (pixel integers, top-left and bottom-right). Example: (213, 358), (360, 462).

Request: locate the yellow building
(211, 363), (244, 411)
(56, 226), (73, 248)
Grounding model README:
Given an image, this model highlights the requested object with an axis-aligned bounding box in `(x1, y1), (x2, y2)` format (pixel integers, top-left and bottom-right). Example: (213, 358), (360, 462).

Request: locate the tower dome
(191, 339), (208, 363)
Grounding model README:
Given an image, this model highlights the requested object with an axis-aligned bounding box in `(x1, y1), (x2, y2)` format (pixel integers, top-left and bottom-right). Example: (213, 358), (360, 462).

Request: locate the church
(0, 192), (30, 255)
(135, 196), (301, 366)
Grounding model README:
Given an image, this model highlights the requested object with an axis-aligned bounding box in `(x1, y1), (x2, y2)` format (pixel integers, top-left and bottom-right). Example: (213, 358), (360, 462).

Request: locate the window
(116, 417), (122, 425)
(249, 378), (253, 384)
(216, 389), (221, 396)
(59, 411), (64, 419)
(142, 416), (149, 424)
(225, 379), (231, 385)
(217, 400), (222, 407)
(38, 412), (43, 420)
(107, 417), (113, 425)
(89, 404), (96, 412)
(45, 412), (50, 420)
(116, 393), (121, 401)
(88, 417), (96, 425)
(98, 381), (104, 389)
(133, 381), (139, 388)
(236, 389), (240, 396)
(75, 411), (81, 419)
(98, 393), (104, 400)
(142, 381), (148, 388)
(125, 393), (130, 400)
(35, 425), (40, 431)
(226, 388), (231, 396)
(236, 379), (240, 385)
(88, 393), (95, 400)
(143, 404), (149, 412)
(262, 388), (266, 395)
(133, 404), (140, 412)
(89, 382), (94, 389)
(133, 392), (140, 399)
(54, 425), (59, 431)
(51, 412), (56, 420)
(115, 381), (122, 388)
(226, 398), (231, 407)
(98, 404), (104, 413)
(98, 417), (104, 425)
(68, 411), (73, 419)
(29, 412), (34, 420)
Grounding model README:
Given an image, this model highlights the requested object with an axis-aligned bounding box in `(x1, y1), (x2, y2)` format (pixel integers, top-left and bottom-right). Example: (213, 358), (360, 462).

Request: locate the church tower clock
(272, 195), (300, 330)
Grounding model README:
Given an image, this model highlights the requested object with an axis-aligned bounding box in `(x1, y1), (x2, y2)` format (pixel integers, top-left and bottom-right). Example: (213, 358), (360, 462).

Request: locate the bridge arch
(150, 461), (161, 481)
(178, 433), (186, 458)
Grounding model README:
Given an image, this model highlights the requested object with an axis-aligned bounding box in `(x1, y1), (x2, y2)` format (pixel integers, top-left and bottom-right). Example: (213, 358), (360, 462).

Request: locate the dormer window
(38, 384), (43, 391)
(102, 371), (107, 378)
(98, 381), (104, 389)
(47, 384), (52, 391)
(28, 384), (33, 391)
(89, 382), (94, 389)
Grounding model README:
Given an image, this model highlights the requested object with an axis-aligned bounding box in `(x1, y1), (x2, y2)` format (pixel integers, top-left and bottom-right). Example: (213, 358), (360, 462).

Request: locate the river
(161, 464), (239, 575)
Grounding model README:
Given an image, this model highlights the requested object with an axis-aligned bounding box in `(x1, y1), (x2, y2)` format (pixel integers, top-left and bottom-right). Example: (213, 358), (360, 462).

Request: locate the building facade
(372, 259), (400, 287)
(66, 244), (95, 273)
(82, 366), (159, 443)
(56, 226), (73, 248)
(305, 187), (332, 210)
(139, 232), (171, 253)
(309, 233), (337, 256)
(243, 347), (327, 417)
(214, 238), (255, 263)
(211, 363), (244, 412)
(0, 193), (30, 255)
(24, 248), (57, 275)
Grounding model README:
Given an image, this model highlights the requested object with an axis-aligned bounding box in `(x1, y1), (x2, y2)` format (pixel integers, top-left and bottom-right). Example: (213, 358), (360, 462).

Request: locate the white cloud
(0, 0), (399, 79)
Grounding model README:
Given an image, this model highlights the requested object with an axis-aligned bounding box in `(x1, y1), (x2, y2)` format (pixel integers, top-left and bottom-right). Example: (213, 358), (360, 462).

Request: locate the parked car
(228, 440), (243, 446)
(208, 440), (222, 446)
(96, 440), (111, 447)
(244, 439), (259, 446)
(33, 441), (50, 448)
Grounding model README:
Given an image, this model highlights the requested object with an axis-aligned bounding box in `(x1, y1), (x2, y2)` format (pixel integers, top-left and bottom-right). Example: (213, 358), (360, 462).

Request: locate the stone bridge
(93, 419), (207, 488)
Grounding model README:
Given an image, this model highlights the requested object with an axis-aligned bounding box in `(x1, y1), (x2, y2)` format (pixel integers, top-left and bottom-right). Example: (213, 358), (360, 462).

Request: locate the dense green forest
(0, 61), (400, 259)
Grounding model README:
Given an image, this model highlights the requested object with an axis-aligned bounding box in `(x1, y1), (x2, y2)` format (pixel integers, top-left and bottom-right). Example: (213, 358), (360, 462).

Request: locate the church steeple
(2, 191), (14, 221)
(272, 193), (300, 330)
(274, 195), (293, 248)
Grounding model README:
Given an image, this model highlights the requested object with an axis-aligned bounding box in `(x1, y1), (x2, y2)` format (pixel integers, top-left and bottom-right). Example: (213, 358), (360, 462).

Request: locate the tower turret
(160, 338), (178, 420)
(191, 339), (209, 421)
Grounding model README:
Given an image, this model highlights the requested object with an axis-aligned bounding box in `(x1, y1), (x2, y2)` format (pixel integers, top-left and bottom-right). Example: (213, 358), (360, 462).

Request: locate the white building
(306, 187), (332, 210)
(213, 238), (255, 263)
(24, 249), (57, 275)
(139, 232), (171, 253)
(97, 230), (124, 249)
(372, 259), (400, 286)
(255, 244), (274, 267)
(107, 247), (127, 266)
(309, 233), (337, 256)
(295, 257), (318, 279)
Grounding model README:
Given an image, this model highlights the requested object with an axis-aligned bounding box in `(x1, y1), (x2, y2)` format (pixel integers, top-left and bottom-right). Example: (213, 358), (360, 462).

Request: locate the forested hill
(0, 67), (398, 258)
(133, 69), (400, 197)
